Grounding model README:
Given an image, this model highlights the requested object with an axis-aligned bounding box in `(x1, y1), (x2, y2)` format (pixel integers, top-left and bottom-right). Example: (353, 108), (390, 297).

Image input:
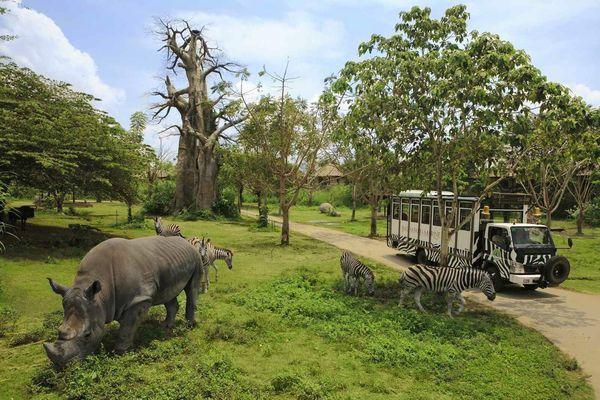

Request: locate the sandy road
(242, 210), (600, 397)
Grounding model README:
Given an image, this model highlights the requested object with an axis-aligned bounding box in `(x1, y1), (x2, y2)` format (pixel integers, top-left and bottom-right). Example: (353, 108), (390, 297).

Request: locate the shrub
(143, 180), (175, 215)
(584, 196), (600, 227)
(213, 188), (239, 219)
(179, 208), (215, 221)
(0, 304), (18, 337)
(258, 206), (269, 228)
(212, 198), (239, 219)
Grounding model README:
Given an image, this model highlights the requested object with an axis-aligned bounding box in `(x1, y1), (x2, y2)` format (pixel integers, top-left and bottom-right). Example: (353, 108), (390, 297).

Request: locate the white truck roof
(394, 190), (478, 201)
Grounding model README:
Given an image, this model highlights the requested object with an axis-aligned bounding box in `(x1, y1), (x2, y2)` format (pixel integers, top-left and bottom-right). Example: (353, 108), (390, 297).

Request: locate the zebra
(186, 236), (211, 293)
(398, 264), (496, 317)
(202, 238), (233, 282)
(340, 251), (375, 296)
(153, 217), (183, 237)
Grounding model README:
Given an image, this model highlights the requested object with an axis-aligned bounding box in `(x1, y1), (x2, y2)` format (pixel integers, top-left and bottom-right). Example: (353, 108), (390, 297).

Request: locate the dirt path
(242, 210), (600, 396)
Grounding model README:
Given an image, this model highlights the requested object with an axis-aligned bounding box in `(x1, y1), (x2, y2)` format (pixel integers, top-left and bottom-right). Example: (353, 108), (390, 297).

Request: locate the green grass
(550, 220), (600, 295)
(245, 203), (381, 237)
(0, 202), (593, 399)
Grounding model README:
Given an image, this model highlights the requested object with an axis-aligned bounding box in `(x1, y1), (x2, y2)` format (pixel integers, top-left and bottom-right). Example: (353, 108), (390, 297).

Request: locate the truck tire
(416, 249), (428, 265)
(544, 256), (570, 286)
(485, 264), (505, 292)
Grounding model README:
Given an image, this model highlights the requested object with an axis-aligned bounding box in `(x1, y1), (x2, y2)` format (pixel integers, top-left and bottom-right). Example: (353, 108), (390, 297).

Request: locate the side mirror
(568, 238), (573, 248)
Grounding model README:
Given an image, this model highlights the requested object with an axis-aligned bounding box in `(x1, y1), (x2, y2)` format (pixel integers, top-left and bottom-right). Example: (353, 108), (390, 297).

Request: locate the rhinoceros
(43, 236), (206, 365)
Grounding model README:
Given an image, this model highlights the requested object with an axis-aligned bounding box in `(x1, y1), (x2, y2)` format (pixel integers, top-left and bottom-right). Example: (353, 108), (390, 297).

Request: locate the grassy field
(0, 201), (593, 399)
(245, 203), (600, 295)
(245, 204), (382, 237)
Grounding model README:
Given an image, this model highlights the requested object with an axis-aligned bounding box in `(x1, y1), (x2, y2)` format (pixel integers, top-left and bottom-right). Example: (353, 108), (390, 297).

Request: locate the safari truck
(386, 190), (572, 291)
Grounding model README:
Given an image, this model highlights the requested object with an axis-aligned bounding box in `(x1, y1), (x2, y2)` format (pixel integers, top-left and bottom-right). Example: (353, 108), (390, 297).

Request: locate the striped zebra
(340, 251), (375, 296)
(202, 239), (233, 282)
(186, 236), (211, 293)
(153, 217), (183, 237)
(398, 264), (496, 316)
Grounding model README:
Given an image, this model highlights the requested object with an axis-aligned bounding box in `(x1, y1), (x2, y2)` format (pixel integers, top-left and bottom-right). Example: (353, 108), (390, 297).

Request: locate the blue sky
(1, 0), (599, 152)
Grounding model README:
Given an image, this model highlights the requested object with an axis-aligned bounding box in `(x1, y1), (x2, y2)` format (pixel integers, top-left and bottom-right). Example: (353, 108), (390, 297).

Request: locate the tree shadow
(1, 223), (123, 261)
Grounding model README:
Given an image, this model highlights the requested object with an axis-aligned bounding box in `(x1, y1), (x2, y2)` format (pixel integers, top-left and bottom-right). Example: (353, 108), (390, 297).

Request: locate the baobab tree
(152, 21), (248, 211)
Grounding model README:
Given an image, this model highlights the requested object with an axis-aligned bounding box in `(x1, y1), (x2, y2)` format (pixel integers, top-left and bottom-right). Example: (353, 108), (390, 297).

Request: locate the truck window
(422, 205), (431, 225)
(402, 203), (409, 221)
(489, 227), (510, 250)
(411, 205), (420, 223)
(459, 208), (471, 231)
(393, 203), (400, 220)
(432, 206), (440, 226)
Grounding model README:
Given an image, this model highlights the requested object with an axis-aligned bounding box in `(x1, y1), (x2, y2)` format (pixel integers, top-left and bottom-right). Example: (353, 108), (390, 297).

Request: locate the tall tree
(333, 6), (542, 266)
(0, 63), (148, 213)
(152, 21), (248, 211)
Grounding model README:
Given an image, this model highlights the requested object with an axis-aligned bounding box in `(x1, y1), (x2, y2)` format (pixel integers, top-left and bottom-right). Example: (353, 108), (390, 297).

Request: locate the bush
(143, 180), (175, 215)
(212, 189), (239, 219)
(258, 205), (269, 228)
(179, 208), (215, 221)
(0, 304), (18, 337)
(584, 196), (600, 227)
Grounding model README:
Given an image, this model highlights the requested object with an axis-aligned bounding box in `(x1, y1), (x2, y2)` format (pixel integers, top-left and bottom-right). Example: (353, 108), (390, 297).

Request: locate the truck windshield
(511, 227), (551, 246)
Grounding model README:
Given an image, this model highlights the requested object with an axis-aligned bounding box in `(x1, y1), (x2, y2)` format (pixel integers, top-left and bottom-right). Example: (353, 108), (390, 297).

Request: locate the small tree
(239, 66), (337, 244)
(518, 86), (592, 228)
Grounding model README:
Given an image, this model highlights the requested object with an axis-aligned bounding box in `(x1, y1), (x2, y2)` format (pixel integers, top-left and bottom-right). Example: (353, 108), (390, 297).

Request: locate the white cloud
(569, 83), (600, 106)
(176, 11), (344, 65)
(0, 1), (124, 106)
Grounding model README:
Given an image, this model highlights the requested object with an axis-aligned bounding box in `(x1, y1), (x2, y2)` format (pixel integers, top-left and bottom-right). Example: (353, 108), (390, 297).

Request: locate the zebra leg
(456, 293), (466, 315)
(211, 262), (218, 283)
(414, 288), (426, 312)
(162, 297), (179, 329)
(446, 291), (455, 317)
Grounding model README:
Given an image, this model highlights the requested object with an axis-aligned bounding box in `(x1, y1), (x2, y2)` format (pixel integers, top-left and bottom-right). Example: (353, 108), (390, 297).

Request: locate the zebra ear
(207, 238), (211, 243)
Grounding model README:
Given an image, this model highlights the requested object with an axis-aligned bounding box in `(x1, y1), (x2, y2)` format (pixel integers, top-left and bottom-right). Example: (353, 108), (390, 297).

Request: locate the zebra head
(224, 250), (233, 270)
(153, 217), (161, 232)
(198, 237), (209, 264)
(478, 272), (496, 301)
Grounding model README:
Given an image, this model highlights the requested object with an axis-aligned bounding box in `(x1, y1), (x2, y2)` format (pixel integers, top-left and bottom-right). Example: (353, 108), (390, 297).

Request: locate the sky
(1, 0), (599, 153)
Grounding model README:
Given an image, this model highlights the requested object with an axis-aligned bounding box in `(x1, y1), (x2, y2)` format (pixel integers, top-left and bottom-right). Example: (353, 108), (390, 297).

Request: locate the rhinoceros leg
(163, 298), (179, 329)
(115, 301), (150, 354)
(184, 267), (202, 327)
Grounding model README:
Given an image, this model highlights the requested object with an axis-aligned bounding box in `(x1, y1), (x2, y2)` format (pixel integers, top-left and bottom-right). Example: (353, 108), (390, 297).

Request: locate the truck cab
(481, 223), (571, 290)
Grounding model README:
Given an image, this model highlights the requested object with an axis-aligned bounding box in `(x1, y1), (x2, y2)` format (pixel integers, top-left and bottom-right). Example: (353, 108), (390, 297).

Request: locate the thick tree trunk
(194, 147), (219, 210)
(370, 203), (377, 237)
(127, 202), (133, 223)
(546, 211), (552, 229)
(577, 206), (584, 235)
(257, 191), (262, 209)
(281, 205), (290, 245)
(174, 131), (198, 211)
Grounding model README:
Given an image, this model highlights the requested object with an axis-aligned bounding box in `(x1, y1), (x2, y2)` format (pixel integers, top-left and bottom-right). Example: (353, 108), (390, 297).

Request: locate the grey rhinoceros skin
(44, 236), (205, 365)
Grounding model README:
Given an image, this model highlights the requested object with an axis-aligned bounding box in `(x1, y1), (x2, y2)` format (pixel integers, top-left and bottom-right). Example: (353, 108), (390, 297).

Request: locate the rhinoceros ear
(84, 280), (102, 301)
(47, 278), (68, 296)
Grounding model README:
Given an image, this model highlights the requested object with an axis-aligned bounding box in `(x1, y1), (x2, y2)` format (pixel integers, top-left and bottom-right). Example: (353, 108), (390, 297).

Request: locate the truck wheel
(485, 264), (505, 292)
(523, 284), (538, 290)
(416, 249), (428, 265)
(545, 256), (570, 286)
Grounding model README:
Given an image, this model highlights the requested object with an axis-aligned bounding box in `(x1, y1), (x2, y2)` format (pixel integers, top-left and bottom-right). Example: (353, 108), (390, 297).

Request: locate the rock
(319, 203), (333, 213)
